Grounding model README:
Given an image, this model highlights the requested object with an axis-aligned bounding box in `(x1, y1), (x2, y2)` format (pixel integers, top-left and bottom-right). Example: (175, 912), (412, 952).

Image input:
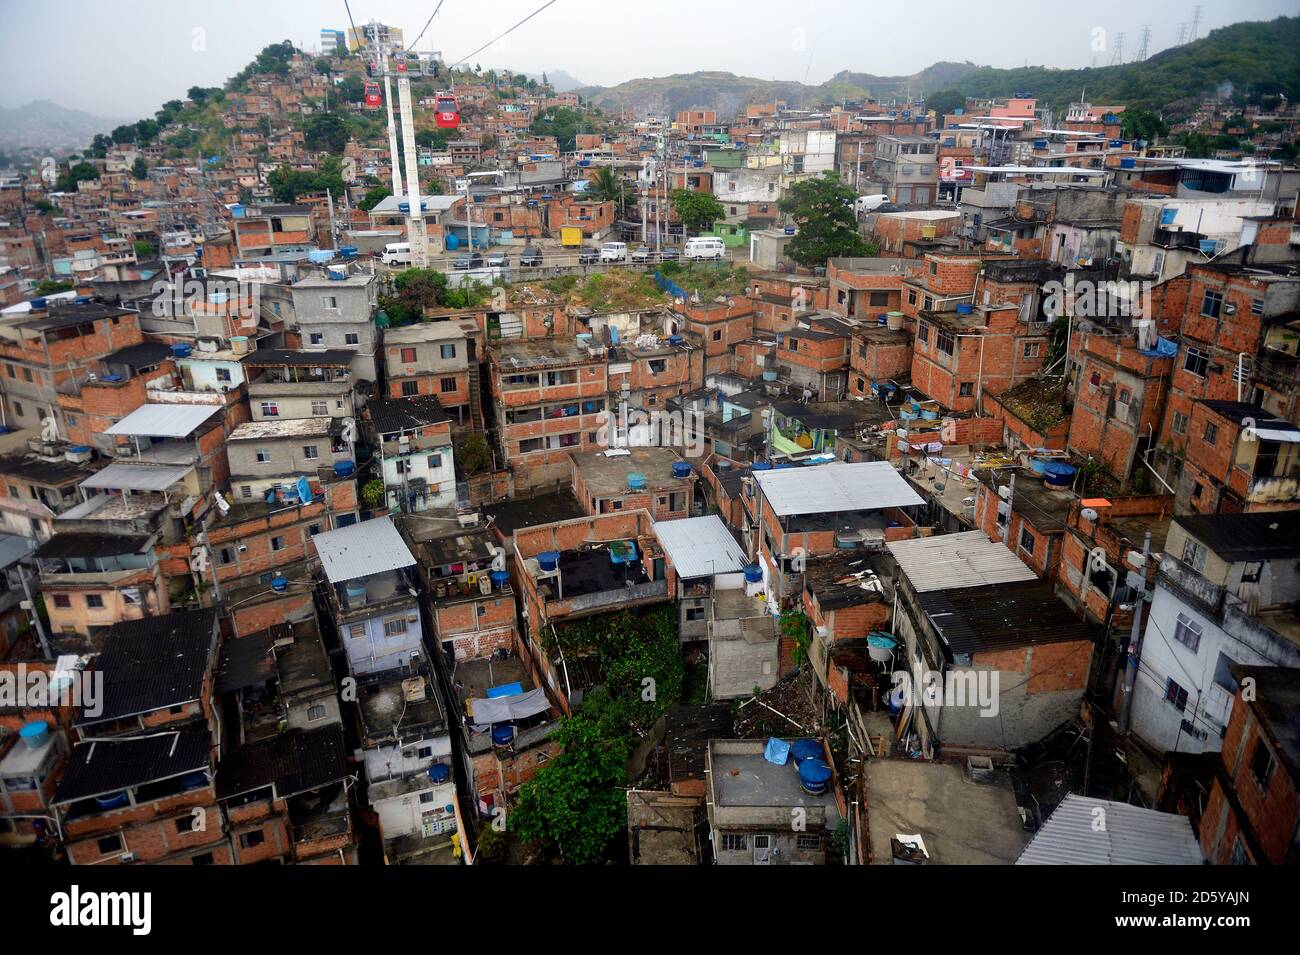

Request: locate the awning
(106, 403), (222, 438)
(1251, 427), (1300, 443)
(469, 688), (550, 724)
(80, 462), (191, 492)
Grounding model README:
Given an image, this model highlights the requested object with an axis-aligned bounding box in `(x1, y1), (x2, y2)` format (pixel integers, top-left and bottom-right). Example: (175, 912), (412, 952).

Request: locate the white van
(684, 237), (726, 261)
(380, 242), (411, 266)
(600, 241), (628, 262)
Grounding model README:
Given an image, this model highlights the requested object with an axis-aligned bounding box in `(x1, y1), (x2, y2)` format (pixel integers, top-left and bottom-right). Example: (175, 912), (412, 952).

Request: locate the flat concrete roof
(863, 759), (1028, 864)
(711, 741), (841, 822)
(571, 447), (688, 497)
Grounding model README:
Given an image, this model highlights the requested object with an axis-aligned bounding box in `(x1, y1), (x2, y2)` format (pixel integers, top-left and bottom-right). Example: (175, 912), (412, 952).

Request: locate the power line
(450, 0), (561, 68)
(342, 0), (361, 45)
(406, 0), (447, 52)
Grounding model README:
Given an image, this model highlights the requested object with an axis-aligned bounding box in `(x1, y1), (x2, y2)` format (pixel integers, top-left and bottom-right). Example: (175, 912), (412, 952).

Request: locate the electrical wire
(406, 0), (447, 52)
(449, 0), (560, 68)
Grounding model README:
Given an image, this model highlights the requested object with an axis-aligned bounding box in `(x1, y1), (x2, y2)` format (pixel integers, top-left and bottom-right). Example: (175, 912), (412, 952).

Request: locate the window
(1172, 412), (1189, 435)
(788, 338), (798, 352)
(1173, 612), (1203, 653)
(1250, 298), (1264, 317)
(936, 329), (956, 356)
(97, 834), (123, 855)
(255, 448), (272, 463)
(310, 333), (324, 345)
(419, 791), (436, 804)
(311, 400), (328, 416)
(239, 830), (266, 849)
(1164, 678), (1189, 712)
(712, 329), (722, 342)
(685, 607), (705, 621)
(241, 485), (253, 499)
(918, 322), (930, 343)
(85, 594), (104, 609)
(1250, 740), (1275, 789)
(218, 548), (234, 565)
(796, 834), (822, 850)
(384, 618), (408, 636)
(440, 377), (457, 393)
(192, 853), (215, 866)
(440, 343), (456, 359)
(958, 382), (974, 398)
(720, 833), (747, 851)
(1019, 527), (1035, 554)
(321, 295), (338, 309)
(176, 815), (197, 833)
(349, 624), (366, 638)
(345, 333), (359, 345)
(1023, 342), (1041, 358)
(260, 402), (279, 417)
(1201, 289), (1222, 318)
(869, 291), (889, 307)
(1192, 482), (1204, 501)
(53, 594), (71, 609)
(427, 454), (442, 470)
(907, 289), (918, 306)
(400, 347), (417, 363)
(270, 537), (285, 552)
(1181, 538), (1206, 571)
(216, 367), (232, 383)
(923, 296), (934, 311)
(402, 380), (419, 397)
(1204, 422), (1218, 445)
(302, 445), (319, 460)
(1183, 347), (1209, 378)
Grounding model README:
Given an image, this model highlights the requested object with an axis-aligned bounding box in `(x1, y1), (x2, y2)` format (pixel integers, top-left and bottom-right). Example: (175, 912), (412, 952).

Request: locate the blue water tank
(427, 763), (451, 783)
(30, 297), (48, 310)
(955, 303), (974, 315)
(490, 570), (510, 590)
(492, 725), (515, 746)
(333, 460), (356, 478)
(445, 232), (460, 250)
(271, 576), (288, 592)
(171, 343), (193, 358)
(743, 564), (763, 584)
(752, 461), (772, 471)
(101, 374), (125, 383)
(627, 472), (646, 491)
(96, 792), (130, 810)
(538, 551), (560, 572)
(19, 720), (49, 749)
(672, 461), (692, 478)
(1043, 462), (1076, 488)
(340, 245), (358, 258)
(790, 739), (822, 764)
(798, 759), (833, 795)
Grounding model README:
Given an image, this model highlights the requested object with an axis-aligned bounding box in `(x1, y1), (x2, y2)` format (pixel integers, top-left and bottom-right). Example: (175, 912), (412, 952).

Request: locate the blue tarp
(487, 682), (524, 699)
(1139, 336), (1178, 358)
(763, 737), (791, 765)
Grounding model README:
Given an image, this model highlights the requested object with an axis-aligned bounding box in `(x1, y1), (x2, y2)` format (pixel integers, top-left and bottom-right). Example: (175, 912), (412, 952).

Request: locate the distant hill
(582, 16), (1300, 118)
(0, 99), (132, 155)
(520, 70), (586, 93)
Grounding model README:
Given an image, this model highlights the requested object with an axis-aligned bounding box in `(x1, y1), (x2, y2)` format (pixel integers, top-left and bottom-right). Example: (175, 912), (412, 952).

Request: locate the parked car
(631, 245), (653, 263)
(684, 237), (726, 261)
(577, 246), (600, 264)
(659, 247), (681, 262)
(453, 252), (484, 270)
(600, 241), (628, 262)
(519, 246), (543, 267)
(486, 252), (509, 269)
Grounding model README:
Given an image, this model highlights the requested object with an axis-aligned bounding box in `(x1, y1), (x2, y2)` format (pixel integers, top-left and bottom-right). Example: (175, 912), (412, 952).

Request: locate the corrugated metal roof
(105, 403), (222, 438)
(653, 515), (748, 579)
(80, 462), (192, 492)
(887, 531), (1037, 592)
(313, 516), (416, 583)
(753, 461), (923, 516)
(1016, 794), (1204, 865)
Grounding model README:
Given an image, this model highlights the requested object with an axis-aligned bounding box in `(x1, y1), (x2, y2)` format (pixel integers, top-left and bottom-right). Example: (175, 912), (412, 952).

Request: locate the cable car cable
(449, 0), (561, 67)
(405, 0), (447, 53)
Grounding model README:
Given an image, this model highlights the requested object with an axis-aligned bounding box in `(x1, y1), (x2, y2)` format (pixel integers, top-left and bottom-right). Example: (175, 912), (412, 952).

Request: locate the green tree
(415, 128), (449, 150)
(777, 172), (870, 269)
(926, 89), (967, 127)
(457, 432), (491, 475)
(1121, 108), (1168, 143)
(509, 707), (631, 864)
(314, 58), (333, 75)
(133, 240), (155, 257)
(131, 157), (148, 180)
(669, 188), (725, 235)
(337, 75), (366, 104)
(383, 268), (449, 324)
(303, 113), (349, 152)
(530, 106), (592, 152)
(54, 161), (99, 192)
(584, 166), (632, 214)
(358, 185), (392, 211)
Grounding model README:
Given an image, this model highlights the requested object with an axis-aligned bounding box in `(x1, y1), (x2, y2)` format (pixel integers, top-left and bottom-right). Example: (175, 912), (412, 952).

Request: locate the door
(753, 833), (772, 864)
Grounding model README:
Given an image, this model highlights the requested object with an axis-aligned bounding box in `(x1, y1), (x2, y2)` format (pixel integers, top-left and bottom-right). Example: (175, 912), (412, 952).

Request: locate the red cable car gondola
(363, 82), (382, 110)
(434, 91), (460, 130)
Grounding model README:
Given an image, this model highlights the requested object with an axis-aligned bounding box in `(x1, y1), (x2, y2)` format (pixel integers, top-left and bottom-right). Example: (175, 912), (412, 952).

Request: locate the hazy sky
(1, 0), (1294, 117)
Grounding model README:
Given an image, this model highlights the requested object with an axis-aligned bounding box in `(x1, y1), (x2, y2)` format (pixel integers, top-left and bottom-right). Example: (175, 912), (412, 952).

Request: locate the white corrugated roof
(887, 531), (1037, 592)
(313, 516), (416, 584)
(105, 403), (222, 438)
(754, 461), (923, 517)
(653, 515), (748, 579)
(80, 462), (192, 492)
(1016, 794), (1204, 865)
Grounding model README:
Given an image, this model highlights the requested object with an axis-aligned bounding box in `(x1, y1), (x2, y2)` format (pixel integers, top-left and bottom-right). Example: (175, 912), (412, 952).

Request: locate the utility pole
(1117, 531), (1153, 734)
(375, 22), (403, 199)
(395, 58), (429, 268)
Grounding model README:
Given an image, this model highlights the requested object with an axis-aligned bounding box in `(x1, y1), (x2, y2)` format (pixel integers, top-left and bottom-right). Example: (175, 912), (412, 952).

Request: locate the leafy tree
(134, 118), (161, 145)
(777, 172), (869, 268)
(303, 113), (349, 152)
(187, 86), (216, 105)
(358, 185), (392, 211)
(267, 158), (343, 202)
(133, 240), (155, 257)
(110, 124), (137, 145)
(337, 75), (366, 104)
(88, 134), (113, 158)
(529, 106), (592, 152)
(926, 89), (966, 127)
(314, 58), (333, 75)
(131, 157), (148, 180)
(361, 479), (386, 509)
(509, 704), (631, 864)
(1120, 108), (1167, 143)
(34, 279), (73, 295)
(584, 166), (631, 214)
(457, 432), (491, 474)
(54, 161), (98, 192)
(384, 268), (448, 323)
(415, 128), (449, 150)
(669, 188), (724, 235)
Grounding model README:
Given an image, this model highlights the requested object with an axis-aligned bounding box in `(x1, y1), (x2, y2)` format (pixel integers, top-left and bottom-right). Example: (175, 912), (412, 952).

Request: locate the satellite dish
(1080, 507), (1098, 522)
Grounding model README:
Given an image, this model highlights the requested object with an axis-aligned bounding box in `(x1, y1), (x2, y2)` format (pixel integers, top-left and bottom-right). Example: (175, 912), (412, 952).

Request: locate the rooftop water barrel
(19, 720), (49, 749)
(171, 343), (193, 358)
(445, 232), (460, 250)
(798, 759), (833, 795)
(868, 632), (898, 662)
(333, 460), (356, 478)
(763, 369), (778, 381)
(955, 303), (974, 315)
(271, 576), (288, 593)
(752, 461), (772, 471)
(491, 724), (515, 746)
(490, 570), (510, 591)
(716, 459), (731, 471)
(790, 739), (823, 764)
(1120, 158), (1136, 169)
(1042, 461), (1076, 488)
(96, 791), (130, 810)
(1198, 239), (1217, 255)
(345, 581), (368, 603)
(180, 771), (208, 791)
(628, 472), (646, 491)
(30, 297), (47, 309)
(672, 461), (692, 478)
(743, 564), (763, 584)
(427, 763), (451, 784)
(537, 551), (560, 572)
(887, 311), (905, 330)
